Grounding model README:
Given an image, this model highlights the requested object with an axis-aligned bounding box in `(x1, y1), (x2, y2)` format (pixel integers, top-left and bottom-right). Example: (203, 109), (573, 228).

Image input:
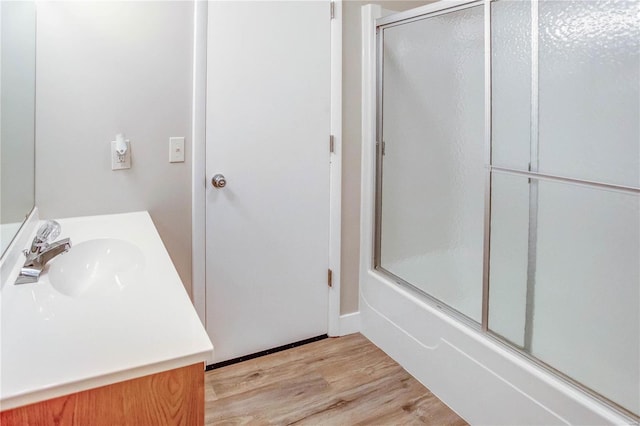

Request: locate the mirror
(0, 1), (37, 256)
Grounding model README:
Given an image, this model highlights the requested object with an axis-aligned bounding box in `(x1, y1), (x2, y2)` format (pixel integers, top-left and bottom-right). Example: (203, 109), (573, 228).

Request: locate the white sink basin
(48, 239), (145, 297)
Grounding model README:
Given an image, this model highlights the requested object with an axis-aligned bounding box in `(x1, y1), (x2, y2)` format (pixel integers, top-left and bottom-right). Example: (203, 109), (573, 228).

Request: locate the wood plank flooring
(205, 333), (467, 425)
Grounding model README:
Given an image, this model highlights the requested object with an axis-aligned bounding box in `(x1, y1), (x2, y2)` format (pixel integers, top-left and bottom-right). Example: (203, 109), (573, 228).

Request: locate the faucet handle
(31, 220), (62, 252)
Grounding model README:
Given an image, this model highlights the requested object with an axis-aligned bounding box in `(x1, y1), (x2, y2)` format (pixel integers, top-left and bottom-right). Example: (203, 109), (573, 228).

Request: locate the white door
(205, 1), (331, 363)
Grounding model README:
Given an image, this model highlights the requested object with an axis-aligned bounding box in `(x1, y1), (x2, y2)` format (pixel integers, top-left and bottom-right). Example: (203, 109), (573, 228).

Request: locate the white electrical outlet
(169, 137), (185, 163)
(111, 140), (131, 170)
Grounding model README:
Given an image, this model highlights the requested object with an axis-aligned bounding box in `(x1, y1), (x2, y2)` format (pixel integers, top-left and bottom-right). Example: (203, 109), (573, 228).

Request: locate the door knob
(211, 174), (227, 188)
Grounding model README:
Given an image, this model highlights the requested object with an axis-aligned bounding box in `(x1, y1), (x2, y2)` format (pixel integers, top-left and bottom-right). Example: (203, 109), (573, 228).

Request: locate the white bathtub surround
(359, 275), (634, 425)
(0, 211), (212, 411)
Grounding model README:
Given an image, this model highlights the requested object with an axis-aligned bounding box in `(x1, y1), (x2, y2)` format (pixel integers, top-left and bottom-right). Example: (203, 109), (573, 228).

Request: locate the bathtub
(359, 5), (635, 424)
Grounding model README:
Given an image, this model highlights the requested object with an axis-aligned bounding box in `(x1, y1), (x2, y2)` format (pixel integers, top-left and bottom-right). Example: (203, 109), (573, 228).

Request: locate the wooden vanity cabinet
(0, 363), (204, 425)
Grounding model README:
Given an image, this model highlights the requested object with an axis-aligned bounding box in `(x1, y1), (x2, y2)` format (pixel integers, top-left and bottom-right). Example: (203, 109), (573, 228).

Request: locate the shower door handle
(211, 174), (227, 188)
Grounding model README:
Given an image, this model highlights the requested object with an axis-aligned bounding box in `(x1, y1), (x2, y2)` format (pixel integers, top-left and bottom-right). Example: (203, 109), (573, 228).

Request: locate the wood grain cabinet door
(1, 363), (204, 426)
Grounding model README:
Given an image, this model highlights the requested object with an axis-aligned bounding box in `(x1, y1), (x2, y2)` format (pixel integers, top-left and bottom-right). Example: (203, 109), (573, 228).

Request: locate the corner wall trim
(327, 0), (344, 337)
(191, 0), (208, 325)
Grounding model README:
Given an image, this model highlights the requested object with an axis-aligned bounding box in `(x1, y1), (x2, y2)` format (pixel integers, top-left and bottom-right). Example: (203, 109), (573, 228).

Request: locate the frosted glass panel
(533, 182), (639, 414)
(489, 177), (640, 415)
(488, 173), (529, 346)
(491, 0), (531, 170)
(378, 5), (484, 321)
(538, 0), (640, 187)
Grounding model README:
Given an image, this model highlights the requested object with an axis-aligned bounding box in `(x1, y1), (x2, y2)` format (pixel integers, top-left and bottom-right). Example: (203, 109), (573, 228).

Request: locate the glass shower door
(489, 0), (640, 416)
(376, 3), (485, 322)
(375, 0), (639, 417)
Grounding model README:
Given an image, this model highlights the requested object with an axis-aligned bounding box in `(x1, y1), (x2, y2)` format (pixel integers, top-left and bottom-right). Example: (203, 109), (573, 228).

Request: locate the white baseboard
(338, 311), (361, 336)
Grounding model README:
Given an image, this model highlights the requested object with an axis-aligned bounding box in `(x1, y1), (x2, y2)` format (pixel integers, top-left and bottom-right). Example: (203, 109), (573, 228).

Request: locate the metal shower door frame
(373, 0), (487, 331)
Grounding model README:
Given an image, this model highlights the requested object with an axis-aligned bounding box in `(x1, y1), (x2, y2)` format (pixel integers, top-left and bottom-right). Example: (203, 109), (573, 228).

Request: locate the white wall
(35, 1), (194, 296)
(33, 0), (432, 308)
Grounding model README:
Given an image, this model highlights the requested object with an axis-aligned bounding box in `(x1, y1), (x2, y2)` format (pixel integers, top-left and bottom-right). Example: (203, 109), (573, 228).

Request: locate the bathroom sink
(47, 239), (145, 297)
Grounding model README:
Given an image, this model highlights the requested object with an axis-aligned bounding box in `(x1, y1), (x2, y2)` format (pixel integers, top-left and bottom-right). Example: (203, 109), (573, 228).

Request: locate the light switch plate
(169, 137), (185, 163)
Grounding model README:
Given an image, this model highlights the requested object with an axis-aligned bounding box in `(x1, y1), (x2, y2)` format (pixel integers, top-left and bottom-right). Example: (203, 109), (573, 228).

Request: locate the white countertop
(0, 211), (213, 411)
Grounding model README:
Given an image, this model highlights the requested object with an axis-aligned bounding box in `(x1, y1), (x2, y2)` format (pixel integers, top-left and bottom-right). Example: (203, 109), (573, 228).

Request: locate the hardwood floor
(205, 333), (467, 425)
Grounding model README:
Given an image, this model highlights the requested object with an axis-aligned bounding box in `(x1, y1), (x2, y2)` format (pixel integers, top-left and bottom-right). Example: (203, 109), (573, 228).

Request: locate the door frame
(190, 0), (343, 337)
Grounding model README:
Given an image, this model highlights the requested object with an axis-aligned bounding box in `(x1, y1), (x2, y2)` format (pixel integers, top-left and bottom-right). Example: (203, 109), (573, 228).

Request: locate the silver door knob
(211, 174), (227, 188)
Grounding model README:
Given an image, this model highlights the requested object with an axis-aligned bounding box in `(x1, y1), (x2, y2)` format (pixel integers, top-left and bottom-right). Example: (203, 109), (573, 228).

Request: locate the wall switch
(169, 137), (185, 163)
(111, 139), (131, 170)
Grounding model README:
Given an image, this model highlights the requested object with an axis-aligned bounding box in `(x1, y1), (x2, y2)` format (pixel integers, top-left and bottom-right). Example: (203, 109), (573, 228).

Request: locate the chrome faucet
(15, 220), (72, 285)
